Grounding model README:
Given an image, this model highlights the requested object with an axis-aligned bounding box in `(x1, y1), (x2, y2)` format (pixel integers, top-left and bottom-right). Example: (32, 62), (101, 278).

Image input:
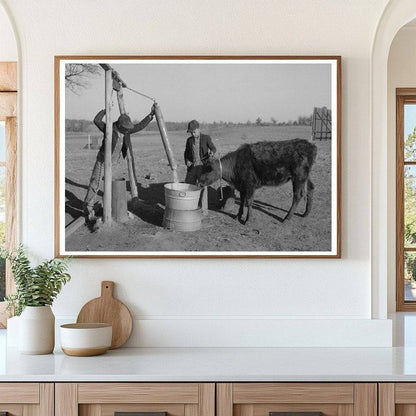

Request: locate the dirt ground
(64, 125), (332, 253)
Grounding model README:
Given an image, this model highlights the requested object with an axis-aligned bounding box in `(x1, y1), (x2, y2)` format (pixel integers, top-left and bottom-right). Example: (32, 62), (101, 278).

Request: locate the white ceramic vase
(19, 305), (55, 354)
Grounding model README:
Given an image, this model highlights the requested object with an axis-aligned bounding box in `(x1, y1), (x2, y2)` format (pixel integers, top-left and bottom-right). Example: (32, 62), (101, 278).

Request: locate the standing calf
(198, 139), (317, 224)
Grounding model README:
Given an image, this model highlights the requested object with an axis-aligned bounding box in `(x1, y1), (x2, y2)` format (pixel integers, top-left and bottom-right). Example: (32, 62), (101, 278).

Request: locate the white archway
(0, 1), (18, 61)
(371, 0), (416, 319)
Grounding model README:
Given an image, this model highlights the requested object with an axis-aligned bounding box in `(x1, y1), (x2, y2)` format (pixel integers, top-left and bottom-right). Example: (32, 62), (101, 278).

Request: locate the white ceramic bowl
(60, 323), (112, 356)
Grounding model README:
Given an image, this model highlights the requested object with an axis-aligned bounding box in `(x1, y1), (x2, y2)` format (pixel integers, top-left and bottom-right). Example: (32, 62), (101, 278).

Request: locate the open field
(64, 125), (333, 253)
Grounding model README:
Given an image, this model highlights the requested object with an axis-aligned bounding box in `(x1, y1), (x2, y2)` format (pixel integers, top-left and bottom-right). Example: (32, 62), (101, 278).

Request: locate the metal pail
(163, 207), (202, 232)
(164, 183), (201, 211)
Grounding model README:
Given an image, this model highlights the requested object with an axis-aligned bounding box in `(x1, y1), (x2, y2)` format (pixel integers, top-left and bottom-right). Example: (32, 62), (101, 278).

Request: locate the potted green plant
(2, 245), (71, 354)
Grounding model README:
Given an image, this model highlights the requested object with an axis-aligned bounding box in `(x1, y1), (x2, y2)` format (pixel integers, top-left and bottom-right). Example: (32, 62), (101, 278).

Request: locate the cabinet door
(217, 383), (377, 416)
(379, 383), (416, 416)
(56, 383), (215, 416)
(0, 383), (53, 416)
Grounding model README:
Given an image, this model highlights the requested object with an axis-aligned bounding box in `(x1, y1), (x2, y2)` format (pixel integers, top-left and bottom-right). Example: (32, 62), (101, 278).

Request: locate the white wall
(0, 0), (393, 346)
(387, 25), (416, 312)
(0, 4), (17, 61)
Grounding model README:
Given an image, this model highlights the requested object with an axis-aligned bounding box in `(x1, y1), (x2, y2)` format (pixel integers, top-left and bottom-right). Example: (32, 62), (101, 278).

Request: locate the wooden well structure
(99, 64), (178, 225)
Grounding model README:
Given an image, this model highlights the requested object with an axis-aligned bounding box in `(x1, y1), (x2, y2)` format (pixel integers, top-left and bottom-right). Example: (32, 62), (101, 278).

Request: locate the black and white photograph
(56, 56), (341, 257)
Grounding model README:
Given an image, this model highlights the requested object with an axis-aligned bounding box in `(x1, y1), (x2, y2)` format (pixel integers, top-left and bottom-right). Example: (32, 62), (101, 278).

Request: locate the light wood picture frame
(396, 88), (416, 311)
(55, 56), (341, 258)
(0, 61), (17, 327)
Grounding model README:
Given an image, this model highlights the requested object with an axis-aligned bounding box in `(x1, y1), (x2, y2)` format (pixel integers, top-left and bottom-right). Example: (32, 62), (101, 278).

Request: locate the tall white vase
(19, 306), (55, 354)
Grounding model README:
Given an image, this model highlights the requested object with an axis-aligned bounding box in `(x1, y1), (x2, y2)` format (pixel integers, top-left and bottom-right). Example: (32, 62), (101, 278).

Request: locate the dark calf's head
(198, 160), (221, 187)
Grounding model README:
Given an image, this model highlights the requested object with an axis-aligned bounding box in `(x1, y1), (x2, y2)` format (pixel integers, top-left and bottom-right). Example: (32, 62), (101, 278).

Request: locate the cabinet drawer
(80, 403), (184, 416)
(78, 383), (200, 404)
(0, 383), (39, 403)
(56, 383), (215, 416)
(217, 383), (376, 416)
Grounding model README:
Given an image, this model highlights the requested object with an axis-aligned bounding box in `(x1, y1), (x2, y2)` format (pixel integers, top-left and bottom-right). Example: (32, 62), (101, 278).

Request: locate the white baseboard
(56, 317), (392, 347)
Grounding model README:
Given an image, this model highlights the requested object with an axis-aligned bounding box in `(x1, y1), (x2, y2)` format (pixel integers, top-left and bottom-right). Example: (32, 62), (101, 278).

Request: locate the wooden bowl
(60, 323), (112, 356)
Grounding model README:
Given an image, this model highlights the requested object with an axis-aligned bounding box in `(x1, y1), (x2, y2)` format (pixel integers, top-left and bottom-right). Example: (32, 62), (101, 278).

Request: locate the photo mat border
(54, 55), (342, 258)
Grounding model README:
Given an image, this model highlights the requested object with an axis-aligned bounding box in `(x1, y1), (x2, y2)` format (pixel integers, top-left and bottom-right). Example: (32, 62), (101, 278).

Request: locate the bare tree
(65, 64), (101, 94)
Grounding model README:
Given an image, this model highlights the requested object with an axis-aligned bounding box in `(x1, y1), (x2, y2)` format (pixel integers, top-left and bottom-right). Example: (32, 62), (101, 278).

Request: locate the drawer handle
(115, 413), (167, 416)
(270, 413), (324, 416)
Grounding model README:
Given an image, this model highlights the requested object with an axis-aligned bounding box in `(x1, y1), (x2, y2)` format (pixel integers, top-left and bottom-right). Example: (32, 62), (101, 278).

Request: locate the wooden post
(312, 107), (317, 140)
(103, 69), (113, 225)
(126, 150), (138, 198)
(87, 134), (91, 149)
(154, 102), (178, 183)
(201, 186), (208, 214)
(116, 88), (138, 198)
(112, 179), (128, 222)
(116, 88), (126, 114)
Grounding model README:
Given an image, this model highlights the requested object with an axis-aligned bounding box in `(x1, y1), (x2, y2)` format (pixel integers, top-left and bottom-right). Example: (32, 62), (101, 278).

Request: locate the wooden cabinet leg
(56, 383), (78, 416)
(217, 384), (233, 416)
(354, 384), (377, 416)
(199, 384), (215, 416)
(379, 384), (395, 416)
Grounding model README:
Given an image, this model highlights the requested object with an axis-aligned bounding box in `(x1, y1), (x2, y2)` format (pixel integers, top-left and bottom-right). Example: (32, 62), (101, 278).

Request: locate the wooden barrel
(164, 183), (201, 210)
(112, 179), (128, 222)
(163, 207), (202, 232)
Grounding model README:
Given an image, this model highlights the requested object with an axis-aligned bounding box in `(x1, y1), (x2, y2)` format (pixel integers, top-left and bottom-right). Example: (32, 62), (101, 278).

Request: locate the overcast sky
(65, 61), (332, 123)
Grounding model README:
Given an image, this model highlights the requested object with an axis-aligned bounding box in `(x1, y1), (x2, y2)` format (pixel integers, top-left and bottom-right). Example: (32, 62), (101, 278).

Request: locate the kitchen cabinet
(54, 382), (378, 416)
(55, 383), (215, 416)
(0, 383), (53, 416)
(0, 381), (407, 416)
(379, 383), (416, 416)
(217, 383), (377, 416)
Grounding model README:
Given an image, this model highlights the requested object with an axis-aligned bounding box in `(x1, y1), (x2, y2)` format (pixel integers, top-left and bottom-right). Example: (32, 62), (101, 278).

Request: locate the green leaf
(5, 245), (71, 314)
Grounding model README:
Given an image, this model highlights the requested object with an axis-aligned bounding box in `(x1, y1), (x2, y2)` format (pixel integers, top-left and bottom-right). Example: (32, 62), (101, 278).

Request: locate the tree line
(66, 115), (312, 133)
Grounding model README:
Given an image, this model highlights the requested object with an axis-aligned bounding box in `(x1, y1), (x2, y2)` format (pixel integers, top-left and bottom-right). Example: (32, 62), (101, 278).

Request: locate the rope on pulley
(125, 86), (156, 102)
(101, 63), (156, 102)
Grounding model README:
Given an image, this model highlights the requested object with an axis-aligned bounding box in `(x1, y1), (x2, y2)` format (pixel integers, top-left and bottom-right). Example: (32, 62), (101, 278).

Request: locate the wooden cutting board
(76, 281), (133, 349)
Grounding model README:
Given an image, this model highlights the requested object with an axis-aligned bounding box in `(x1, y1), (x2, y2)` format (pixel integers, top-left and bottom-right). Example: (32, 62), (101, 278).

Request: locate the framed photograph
(55, 56), (341, 258)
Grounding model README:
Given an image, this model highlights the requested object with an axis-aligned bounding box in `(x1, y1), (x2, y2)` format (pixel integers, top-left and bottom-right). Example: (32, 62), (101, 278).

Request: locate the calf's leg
(242, 188), (255, 224)
(237, 190), (246, 222)
(303, 178), (315, 217)
(285, 180), (304, 221)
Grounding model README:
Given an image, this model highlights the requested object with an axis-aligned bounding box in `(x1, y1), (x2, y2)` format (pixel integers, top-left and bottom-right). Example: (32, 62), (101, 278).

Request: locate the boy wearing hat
(184, 120), (216, 214)
(184, 120), (216, 170)
(84, 107), (155, 219)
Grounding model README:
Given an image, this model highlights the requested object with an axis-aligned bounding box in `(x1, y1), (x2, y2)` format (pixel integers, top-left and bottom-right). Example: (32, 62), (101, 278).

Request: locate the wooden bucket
(112, 179), (128, 222)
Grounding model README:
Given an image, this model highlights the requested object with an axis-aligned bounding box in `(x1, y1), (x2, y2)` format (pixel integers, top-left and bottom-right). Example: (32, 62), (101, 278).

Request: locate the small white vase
(19, 306), (55, 354)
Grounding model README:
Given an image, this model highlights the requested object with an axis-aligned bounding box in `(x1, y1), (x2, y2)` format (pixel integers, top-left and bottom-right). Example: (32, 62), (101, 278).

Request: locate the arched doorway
(371, 0), (416, 319)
